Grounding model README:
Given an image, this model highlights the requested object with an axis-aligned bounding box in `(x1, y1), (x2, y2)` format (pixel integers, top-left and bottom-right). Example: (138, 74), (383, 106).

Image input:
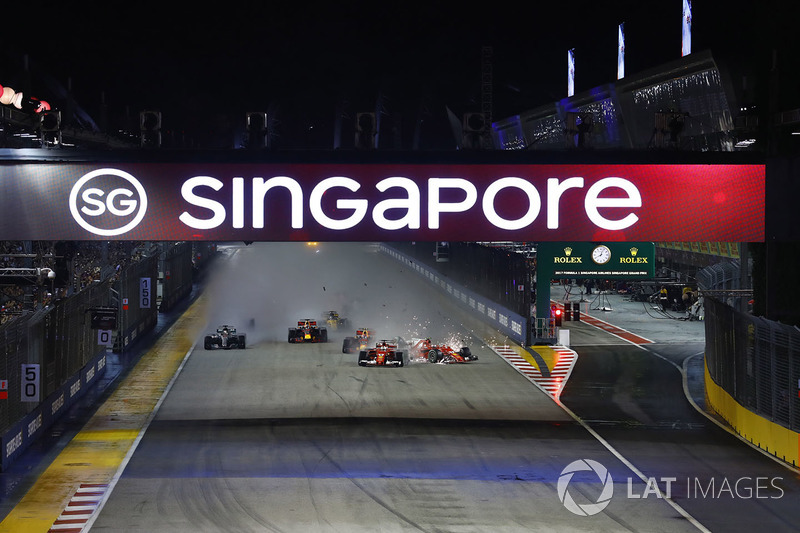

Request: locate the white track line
(490, 342), (710, 532)
(82, 338), (199, 531)
(83, 248), (247, 531)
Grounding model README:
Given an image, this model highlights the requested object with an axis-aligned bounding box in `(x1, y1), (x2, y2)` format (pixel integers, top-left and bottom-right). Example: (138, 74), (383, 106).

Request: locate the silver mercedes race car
(204, 325), (246, 350)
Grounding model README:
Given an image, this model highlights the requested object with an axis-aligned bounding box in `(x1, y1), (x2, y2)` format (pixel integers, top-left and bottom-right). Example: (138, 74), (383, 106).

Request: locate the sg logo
(69, 168), (148, 236)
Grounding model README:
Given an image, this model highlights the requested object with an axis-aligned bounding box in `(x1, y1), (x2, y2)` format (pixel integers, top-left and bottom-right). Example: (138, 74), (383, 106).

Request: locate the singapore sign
(0, 162), (764, 241)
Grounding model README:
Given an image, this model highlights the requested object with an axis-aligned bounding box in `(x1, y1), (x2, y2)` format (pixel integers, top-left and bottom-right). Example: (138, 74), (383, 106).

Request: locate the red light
(555, 309), (563, 316)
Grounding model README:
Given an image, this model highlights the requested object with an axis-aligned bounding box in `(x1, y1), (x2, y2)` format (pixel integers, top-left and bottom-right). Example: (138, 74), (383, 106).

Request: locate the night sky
(1, 1), (796, 149)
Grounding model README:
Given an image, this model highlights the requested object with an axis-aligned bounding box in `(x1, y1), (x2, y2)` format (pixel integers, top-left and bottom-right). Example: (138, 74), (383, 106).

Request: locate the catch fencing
(388, 242), (531, 318)
(380, 244), (527, 344)
(705, 296), (800, 433)
(702, 261), (800, 433)
(113, 254), (159, 352)
(0, 241), (203, 470)
(0, 278), (114, 469)
(0, 278), (114, 433)
(159, 242), (194, 312)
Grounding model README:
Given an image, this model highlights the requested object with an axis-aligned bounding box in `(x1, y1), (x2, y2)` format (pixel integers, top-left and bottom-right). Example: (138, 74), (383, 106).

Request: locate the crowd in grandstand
(0, 241), (145, 325)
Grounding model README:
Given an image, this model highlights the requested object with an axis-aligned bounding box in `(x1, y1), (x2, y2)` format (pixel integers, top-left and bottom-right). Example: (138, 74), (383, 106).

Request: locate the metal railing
(0, 241), (203, 469)
(0, 278), (113, 433)
(160, 242), (194, 312)
(701, 261), (800, 432)
(697, 260), (742, 292)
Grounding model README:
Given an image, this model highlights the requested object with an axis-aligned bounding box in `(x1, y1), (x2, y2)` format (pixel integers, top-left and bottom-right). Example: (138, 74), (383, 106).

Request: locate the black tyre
(288, 329), (295, 343)
(321, 329), (328, 343)
(239, 335), (246, 349)
(427, 349), (439, 363)
(343, 337), (353, 353)
(358, 351), (368, 366)
(204, 336), (213, 350)
(460, 347), (472, 359)
(396, 351), (406, 367)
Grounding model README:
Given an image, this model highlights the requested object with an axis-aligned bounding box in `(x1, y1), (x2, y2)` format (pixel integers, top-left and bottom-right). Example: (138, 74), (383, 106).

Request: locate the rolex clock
(591, 244), (612, 265)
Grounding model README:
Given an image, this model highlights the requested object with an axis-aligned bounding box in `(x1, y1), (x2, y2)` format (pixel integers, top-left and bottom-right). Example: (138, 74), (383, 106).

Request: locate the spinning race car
(324, 310), (349, 330)
(204, 325), (246, 350)
(342, 327), (373, 353)
(357, 339), (408, 367)
(288, 319), (328, 343)
(409, 338), (477, 364)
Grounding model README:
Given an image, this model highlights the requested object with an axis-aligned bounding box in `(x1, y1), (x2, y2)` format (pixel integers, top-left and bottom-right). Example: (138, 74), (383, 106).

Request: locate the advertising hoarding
(0, 162), (765, 242)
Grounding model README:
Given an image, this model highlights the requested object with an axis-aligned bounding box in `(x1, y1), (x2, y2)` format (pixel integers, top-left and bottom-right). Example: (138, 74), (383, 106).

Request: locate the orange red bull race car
(342, 327), (373, 353)
(409, 338), (477, 364)
(357, 338), (408, 367)
(288, 319), (328, 343)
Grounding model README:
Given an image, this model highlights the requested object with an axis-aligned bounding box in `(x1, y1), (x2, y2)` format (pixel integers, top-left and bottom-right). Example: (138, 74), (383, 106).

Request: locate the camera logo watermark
(558, 459), (785, 516)
(558, 459), (614, 516)
(69, 168), (148, 236)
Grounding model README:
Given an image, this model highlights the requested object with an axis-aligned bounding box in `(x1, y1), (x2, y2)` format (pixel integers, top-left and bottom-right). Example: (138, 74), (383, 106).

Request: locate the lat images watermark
(558, 459), (785, 516)
(557, 459), (614, 516)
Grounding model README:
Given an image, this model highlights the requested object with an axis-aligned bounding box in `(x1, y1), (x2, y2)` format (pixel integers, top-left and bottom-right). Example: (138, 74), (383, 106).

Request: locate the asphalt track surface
(14, 242), (800, 532)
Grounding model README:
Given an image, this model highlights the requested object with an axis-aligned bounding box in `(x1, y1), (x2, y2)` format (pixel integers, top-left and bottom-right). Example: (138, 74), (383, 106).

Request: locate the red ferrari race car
(288, 319), (328, 343)
(342, 327), (373, 353)
(357, 339), (408, 367)
(409, 338), (477, 364)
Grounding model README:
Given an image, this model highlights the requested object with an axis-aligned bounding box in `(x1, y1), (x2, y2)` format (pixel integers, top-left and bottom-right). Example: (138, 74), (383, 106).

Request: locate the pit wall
(705, 359), (800, 467)
(702, 292), (800, 469)
(0, 245), (203, 472)
(378, 244), (526, 345)
(1, 350), (107, 471)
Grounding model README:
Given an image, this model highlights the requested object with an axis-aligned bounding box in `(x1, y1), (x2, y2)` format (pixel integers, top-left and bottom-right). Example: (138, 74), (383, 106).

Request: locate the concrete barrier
(705, 359), (800, 467)
(1, 350), (108, 471)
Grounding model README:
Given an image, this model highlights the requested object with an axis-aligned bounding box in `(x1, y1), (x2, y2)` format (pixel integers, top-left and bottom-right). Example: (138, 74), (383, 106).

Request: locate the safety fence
(113, 254), (159, 352)
(159, 242), (194, 313)
(0, 278), (114, 469)
(0, 241), (207, 470)
(704, 296), (800, 434)
(388, 242), (530, 318)
(191, 242), (217, 271)
(379, 244), (526, 344)
(0, 312), (38, 435)
(0, 278), (113, 432)
(696, 259), (742, 293)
